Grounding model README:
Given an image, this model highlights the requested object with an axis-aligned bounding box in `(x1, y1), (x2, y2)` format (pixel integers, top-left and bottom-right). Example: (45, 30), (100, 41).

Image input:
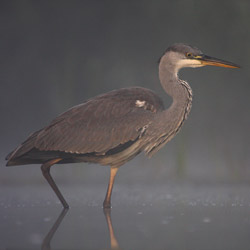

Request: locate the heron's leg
(41, 158), (69, 209)
(103, 167), (119, 209)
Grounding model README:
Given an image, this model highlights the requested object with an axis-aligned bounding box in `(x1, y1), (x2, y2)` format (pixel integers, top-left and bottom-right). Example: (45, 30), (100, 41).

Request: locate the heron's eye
(186, 53), (193, 58)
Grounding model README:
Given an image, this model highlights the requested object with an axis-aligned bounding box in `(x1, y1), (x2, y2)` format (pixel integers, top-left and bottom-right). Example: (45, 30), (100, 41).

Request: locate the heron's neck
(158, 62), (193, 129)
(143, 60), (193, 156)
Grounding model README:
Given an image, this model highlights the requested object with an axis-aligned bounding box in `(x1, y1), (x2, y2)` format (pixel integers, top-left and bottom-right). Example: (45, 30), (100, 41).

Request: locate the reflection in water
(41, 208), (69, 250)
(40, 208), (120, 250)
(103, 208), (120, 250)
(2, 187), (250, 250)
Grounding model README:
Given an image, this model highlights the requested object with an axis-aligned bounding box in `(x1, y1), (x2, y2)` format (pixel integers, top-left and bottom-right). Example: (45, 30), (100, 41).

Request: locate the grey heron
(6, 43), (239, 208)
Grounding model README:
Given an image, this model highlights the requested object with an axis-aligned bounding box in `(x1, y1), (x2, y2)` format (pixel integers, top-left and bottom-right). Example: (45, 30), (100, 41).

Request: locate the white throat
(175, 59), (204, 76)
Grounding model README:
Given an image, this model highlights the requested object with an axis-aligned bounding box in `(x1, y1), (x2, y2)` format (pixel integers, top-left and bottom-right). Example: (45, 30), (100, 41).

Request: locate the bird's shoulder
(63, 87), (163, 118)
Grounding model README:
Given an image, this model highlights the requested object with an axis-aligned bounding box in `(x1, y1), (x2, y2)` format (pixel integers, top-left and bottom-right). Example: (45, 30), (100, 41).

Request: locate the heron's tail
(5, 131), (40, 166)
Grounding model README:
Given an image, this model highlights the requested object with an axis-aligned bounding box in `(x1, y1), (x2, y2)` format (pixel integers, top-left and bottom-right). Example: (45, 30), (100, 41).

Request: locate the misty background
(1, 1), (250, 249)
(1, 1), (250, 189)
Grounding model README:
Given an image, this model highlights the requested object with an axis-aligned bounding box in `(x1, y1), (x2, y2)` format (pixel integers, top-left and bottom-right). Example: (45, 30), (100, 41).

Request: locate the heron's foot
(62, 203), (70, 209)
(103, 201), (112, 209)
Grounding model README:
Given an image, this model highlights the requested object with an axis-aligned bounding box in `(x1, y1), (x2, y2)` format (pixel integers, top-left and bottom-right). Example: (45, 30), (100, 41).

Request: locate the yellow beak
(197, 55), (240, 68)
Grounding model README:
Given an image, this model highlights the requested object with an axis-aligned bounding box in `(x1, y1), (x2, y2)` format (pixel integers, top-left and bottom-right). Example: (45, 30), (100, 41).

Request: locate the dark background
(0, 1), (250, 249)
(1, 0), (249, 185)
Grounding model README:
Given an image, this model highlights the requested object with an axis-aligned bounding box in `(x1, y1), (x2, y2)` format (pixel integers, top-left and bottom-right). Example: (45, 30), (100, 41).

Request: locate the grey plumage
(6, 87), (164, 166)
(6, 43), (239, 208)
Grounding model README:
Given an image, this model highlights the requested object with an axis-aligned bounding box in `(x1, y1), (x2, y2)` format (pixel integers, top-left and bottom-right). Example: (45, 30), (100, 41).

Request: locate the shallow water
(1, 184), (250, 250)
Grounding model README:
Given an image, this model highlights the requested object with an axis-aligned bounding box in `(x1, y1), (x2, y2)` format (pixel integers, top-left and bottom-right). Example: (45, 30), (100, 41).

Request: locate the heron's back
(6, 87), (164, 167)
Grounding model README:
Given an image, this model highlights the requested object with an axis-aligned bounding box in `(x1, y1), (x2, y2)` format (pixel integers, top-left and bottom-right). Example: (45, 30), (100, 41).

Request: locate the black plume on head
(158, 43), (203, 63)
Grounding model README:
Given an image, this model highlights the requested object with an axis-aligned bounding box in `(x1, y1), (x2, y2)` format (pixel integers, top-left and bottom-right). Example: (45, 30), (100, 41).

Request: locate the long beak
(197, 55), (240, 68)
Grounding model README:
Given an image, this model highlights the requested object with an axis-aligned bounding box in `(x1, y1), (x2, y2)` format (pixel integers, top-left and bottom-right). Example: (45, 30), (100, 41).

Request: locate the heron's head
(159, 43), (240, 75)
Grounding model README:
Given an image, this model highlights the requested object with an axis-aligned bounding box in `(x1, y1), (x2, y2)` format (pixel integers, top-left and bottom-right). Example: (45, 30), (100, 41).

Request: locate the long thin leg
(41, 158), (69, 209)
(103, 167), (119, 208)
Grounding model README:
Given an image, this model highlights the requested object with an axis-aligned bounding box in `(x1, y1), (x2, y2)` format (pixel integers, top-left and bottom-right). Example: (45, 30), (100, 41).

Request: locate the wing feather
(8, 87), (164, 161)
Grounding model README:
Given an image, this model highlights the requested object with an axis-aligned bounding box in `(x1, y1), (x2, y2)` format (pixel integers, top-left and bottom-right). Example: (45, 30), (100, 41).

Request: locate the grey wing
(7, 87), (164, 160)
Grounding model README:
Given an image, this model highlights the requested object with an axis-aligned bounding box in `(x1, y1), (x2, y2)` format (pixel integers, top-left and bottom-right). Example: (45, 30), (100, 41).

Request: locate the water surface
(1, 184), (250, 250)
